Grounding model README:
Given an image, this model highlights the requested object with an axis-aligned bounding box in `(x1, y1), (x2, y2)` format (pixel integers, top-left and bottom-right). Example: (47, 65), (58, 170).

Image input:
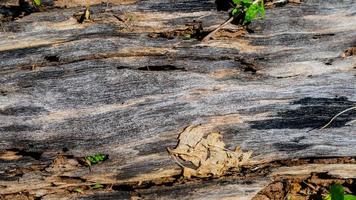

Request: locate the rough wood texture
(0, 0), (355, 199)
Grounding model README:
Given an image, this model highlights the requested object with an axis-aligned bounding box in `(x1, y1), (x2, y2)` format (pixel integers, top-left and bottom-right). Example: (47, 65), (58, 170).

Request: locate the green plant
(202, 0), (265, 42)
(90, 183), (104, 189)
(33, 0), (41, 6)
(231, 0), (265, 24)
(323, 184), (356, 200)
(73, 188), (83, 193)
(85, 154), (109, 166)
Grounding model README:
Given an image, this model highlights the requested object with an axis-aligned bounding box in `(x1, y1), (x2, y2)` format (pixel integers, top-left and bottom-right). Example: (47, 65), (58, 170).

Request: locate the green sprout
(33, 0), (41, 6)
(84, 154), (109, 166)
(323, 184), (356, 200)
(73, 188), (83, 193)
(202, 0), (265, 42)
(90, 183), (104, 189)
(231, 0), (265, 24)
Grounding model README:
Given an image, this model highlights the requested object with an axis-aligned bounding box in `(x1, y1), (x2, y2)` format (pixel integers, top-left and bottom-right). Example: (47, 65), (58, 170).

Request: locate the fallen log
(0, 0), (355, 199)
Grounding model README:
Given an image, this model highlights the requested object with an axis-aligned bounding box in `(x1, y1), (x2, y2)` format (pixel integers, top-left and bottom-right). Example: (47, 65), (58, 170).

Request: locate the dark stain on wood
(5, 148), (43, 160)
(249, 97), (356, 129)
(44, 55), (60, 62)
(137, 65), (186, 71)
(0, 106), (47, 116)
(134, 139), (176, 156)
(273, 142), (313, 152)
(0, 124), (41, 132)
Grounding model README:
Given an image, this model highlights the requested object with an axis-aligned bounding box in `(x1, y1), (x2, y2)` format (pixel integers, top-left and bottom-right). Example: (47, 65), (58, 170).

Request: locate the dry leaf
(169, 125), (252, 178)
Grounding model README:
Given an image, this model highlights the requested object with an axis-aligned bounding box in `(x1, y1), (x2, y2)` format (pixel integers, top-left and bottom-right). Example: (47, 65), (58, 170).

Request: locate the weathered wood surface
(0, 0), (355, 199)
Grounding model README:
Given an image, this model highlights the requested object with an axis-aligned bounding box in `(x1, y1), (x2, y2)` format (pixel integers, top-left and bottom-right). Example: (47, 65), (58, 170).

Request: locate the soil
(253, 173), (355, 200)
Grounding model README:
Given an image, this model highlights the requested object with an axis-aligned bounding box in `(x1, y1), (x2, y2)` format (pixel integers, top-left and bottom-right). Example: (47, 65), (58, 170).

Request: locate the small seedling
(202, 0), (265, 42)
(73, 188), (83, 193)
(33, 0), (41, 6)
(84, 153), (109, 166)
(231, 0), (265, 24)
(90, 183), (104, 189)
(323, 184), (356, 200)
(183, 34), (192, 40)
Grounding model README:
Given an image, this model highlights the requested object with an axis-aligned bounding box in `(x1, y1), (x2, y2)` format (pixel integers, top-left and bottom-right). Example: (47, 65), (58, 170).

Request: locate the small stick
(201, 16), (234, 42)
(302, 180), (317, 191)
(320, 106), (356, 129)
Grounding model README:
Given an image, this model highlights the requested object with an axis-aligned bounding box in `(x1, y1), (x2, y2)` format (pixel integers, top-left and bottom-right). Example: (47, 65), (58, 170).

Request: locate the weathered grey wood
(0, 0), (355, 199)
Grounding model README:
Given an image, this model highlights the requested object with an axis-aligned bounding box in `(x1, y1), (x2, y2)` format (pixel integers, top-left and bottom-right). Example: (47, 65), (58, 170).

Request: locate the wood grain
(0, 0), (355, 199)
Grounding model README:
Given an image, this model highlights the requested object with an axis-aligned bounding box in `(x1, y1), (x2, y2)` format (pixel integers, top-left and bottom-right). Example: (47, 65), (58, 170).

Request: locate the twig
(201, 16), (234, 42)
(302, 180), (317, 191)
(320, 106), (356, 129)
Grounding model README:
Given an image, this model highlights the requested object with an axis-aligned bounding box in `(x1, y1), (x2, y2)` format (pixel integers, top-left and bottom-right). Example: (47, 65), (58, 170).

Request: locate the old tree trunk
(0, 0), (355, 199)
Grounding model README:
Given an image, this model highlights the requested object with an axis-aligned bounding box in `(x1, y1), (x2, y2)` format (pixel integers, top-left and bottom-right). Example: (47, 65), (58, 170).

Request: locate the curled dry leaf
(168, 125), (252, 178)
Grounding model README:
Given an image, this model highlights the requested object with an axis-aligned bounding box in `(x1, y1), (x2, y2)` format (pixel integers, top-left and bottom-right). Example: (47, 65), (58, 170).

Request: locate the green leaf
(183, 34), (191, 40)
(73, 188), (83, 193)
(241, 0), (253, 4)
(233, 0), (252, 6)
(258, 0), (265, 17)
(90, 183), (104, 189)
(244, 4), (259, 23)
(323, 184), (356, 200)
(330, 184), (344, 200)
(231, 8), (240, 16)
(324, 194), (332, 200)
(344, 195), (356, 200)
(241, 0), (253, 8)
(244, 0), (265, 24)
(85, 154), (109, 166)
(232, 0), (242, 5)
(33, 0), (41, 6)
(286, 193), (292, 200)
